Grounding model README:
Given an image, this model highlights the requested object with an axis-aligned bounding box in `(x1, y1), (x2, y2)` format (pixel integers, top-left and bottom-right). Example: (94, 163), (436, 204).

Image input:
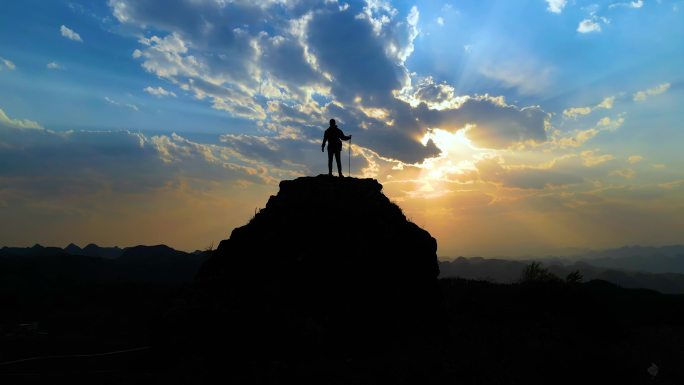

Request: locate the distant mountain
(0, 243), (123, 259)
(439, 256), (684, 294)
(63, 242), (82, 255)
(0, 244), (208, 284)
(573, 245), (684, 274)
(116, 245), (208, 282)
(0, 244), (65, 257)
(82, 243), (123, 259)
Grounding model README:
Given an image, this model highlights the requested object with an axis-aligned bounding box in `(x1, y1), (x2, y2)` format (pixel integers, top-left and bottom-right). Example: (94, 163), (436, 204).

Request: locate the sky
(0, 0), (683, 257)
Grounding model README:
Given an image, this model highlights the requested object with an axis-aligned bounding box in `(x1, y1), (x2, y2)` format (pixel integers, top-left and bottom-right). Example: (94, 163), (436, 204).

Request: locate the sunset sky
(1, 0), (682, 256)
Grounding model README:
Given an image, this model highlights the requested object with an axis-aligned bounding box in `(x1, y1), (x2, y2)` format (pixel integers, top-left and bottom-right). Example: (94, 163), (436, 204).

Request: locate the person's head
(329, 118), (336, 127)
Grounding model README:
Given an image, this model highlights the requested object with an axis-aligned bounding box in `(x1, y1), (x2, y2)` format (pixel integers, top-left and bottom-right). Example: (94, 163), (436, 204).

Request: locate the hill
(440, 256), (684, 293)
(575, 245), (684, 274)
(158, 175), (444, 381)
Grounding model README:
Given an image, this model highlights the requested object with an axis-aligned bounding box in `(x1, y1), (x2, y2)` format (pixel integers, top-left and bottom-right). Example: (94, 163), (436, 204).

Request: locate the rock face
(167, 175), (443, 370)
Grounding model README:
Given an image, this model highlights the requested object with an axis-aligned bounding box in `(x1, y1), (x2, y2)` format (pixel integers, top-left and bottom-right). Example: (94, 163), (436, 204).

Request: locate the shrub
(519, 261), (562, 284)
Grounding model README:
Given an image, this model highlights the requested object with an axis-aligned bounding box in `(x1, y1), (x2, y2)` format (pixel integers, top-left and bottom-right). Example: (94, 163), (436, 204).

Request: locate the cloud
(563, 106), (592, 119)
(0, 108), (43, 130)
(476, 156), (583, 189)
(633, 83), (670, 101)
(47, 62), (63, 70)
(596, 96), (615, 109)
(0, 56), (16, 71)
(577, 19), (602, 33)
(562, 96), (615, 118)
(0, 112), (300, 196)
(596, 115), (624, 131)
(436, 17), (444, 25)
(394, 78), (550, 150)
(412, 96), (550, 149)
(115, 1), (416, 157)
(479, 57), (553, 95)
(60, 25), (83, 42)
(104, 96), (139, 111)
(554, 113), (624, 148)
(0, 110), (315, 248)
(144, 86), (176, 98)
(581, 150), (615, 167)
(609, 1), (644, 9)
(659, 179), (684, 189)
(628, 155), (643, 164)
(107, 0), (551, 165)
(610, 168), (636, 178)
(556, 128), (600, 148)
(546, 0), (568, 13)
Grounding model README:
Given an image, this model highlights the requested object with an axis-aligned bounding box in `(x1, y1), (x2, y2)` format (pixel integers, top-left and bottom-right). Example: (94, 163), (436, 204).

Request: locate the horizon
(4, 235), (683, 260)
(1, 0), (683, 256)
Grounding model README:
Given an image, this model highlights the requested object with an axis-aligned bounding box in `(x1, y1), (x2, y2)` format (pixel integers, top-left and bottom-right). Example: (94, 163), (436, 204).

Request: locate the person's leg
(327, 150), (333, 175)
(335, 151), (343, 176)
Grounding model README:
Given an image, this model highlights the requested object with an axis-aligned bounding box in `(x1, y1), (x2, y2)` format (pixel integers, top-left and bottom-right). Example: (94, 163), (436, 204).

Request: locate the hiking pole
(348, 136), (351, 177)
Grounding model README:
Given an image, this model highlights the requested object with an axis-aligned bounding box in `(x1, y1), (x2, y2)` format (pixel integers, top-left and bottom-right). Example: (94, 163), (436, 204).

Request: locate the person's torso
(326, 127), (343, 150)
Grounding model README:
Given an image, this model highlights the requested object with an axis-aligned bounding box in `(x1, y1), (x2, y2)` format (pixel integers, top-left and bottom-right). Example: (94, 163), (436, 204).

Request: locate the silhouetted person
(321, 119), (351, 177)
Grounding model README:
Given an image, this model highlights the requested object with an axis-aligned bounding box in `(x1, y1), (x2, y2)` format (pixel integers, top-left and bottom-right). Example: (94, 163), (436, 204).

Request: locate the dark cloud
(305, 7), (405, 105)
(0, 124), (292, 201)
(109, 0), (551, 164)
(415, 97), (549, 149)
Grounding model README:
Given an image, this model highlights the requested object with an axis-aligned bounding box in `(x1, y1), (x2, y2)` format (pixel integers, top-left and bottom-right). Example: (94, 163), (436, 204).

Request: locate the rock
(159, 175), (444, 376)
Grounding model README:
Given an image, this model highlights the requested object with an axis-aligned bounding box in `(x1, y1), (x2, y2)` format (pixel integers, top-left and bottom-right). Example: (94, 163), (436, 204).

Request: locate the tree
(565, 270), (583, 284)
(519, 262), (562, 284)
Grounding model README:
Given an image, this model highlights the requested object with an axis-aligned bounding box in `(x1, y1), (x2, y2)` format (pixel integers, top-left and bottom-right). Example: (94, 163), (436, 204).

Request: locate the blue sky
(1, 0), (683, 255)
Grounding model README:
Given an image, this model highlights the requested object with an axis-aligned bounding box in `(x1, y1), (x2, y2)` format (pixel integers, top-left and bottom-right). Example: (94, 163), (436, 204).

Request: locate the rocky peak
(164, 175), (444, 368)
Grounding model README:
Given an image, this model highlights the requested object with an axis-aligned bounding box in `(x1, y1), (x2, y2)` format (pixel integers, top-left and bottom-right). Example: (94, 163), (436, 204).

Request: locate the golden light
(415, 125), (492, 196)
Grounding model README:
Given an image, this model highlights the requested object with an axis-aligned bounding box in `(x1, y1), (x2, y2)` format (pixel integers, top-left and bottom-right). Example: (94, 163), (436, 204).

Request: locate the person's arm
(321, 131), (327, 152)
(340, 130), (352, 141)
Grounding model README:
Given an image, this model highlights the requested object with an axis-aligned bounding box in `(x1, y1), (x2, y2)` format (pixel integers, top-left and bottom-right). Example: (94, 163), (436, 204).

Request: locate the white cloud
(633, 83), (670, 101)
(562, 95), (615, 118)
(46, 62), (63, 70)
(546, 0), (568, 13)
(436, 17), (444, 25)
(144, 86), (177, 98)
(0, 57), (16, 71)
(596, 96), (615, 109)
(0, 108), (43, 130)
(104, 96), (139, 111)
(60, 25), (83, 42)
(610, 1), (644, 9)
(577, 19), (602, 33)
(596, 115), (625, 131)
(554, 113), (624, 148)
(563, 106), (592, 119)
